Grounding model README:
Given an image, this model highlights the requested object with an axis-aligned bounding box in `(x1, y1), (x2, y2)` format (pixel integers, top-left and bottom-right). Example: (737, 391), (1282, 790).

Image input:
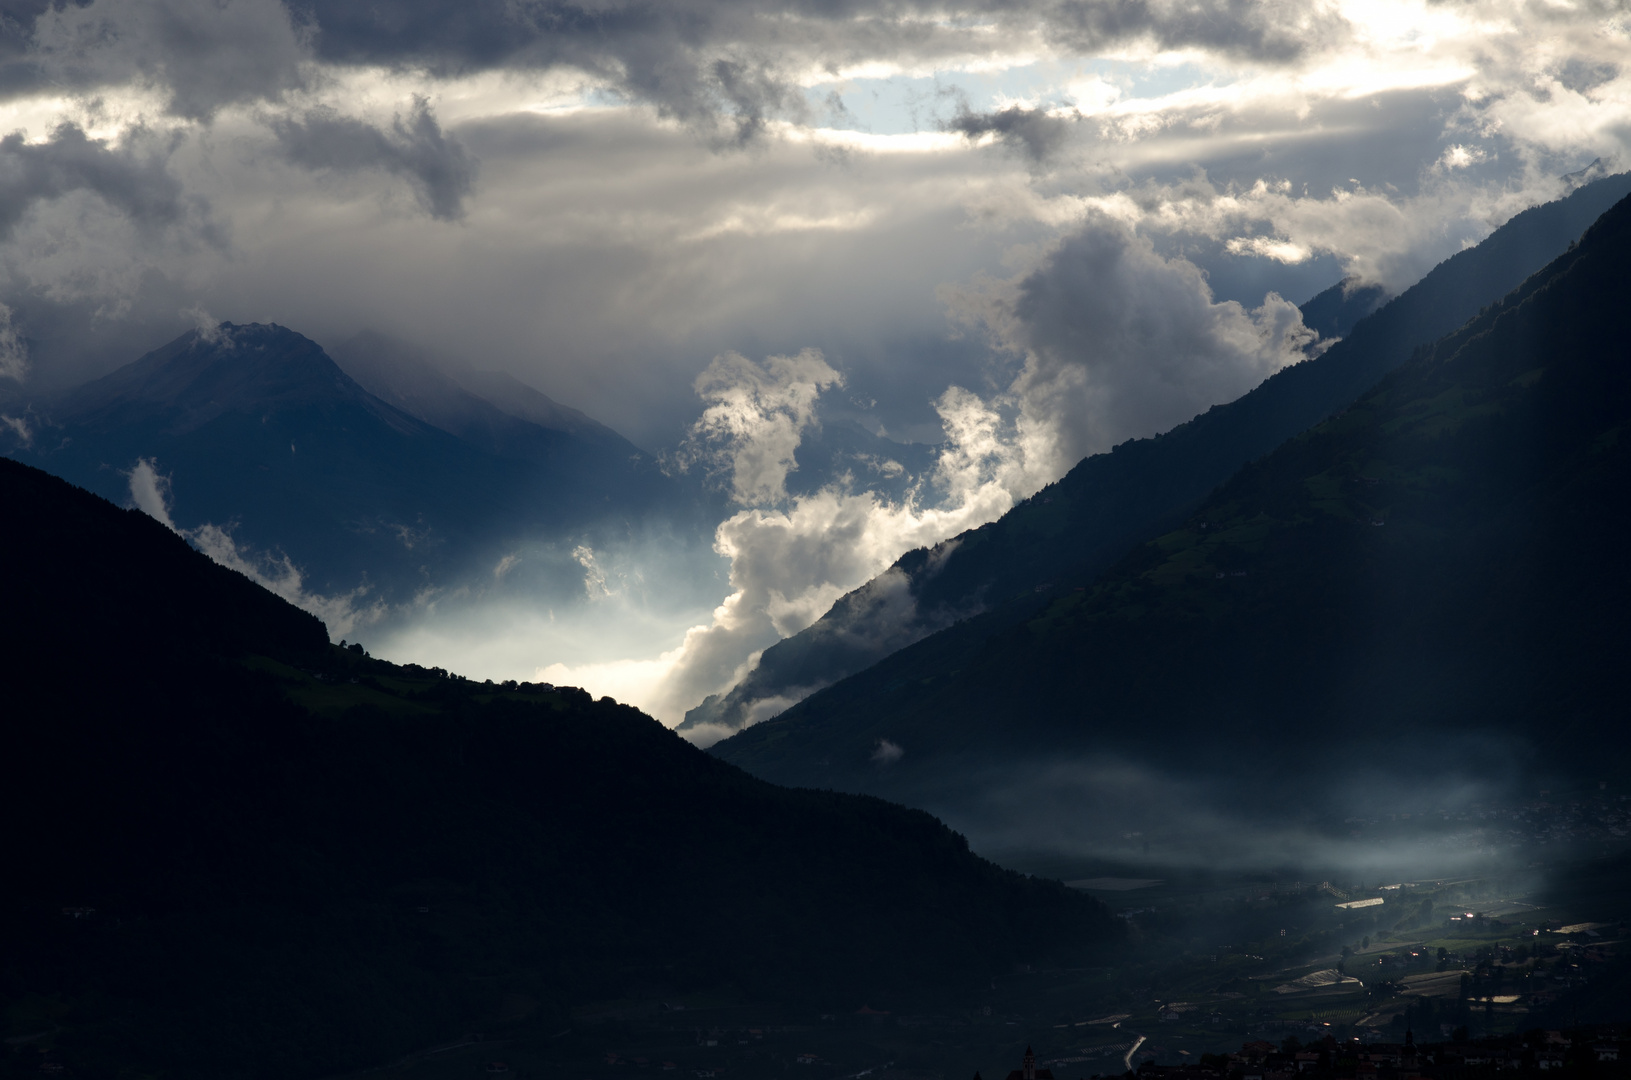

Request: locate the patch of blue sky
(804, 57), (1219, 135)
(584, 85), (632, 109)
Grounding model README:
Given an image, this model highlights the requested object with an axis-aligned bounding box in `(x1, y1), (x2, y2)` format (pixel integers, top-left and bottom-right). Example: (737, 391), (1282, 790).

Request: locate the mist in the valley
(880, 748), (1621, 889)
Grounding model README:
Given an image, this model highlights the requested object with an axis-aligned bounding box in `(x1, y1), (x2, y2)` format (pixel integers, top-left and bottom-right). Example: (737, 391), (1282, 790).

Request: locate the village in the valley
(332, 788), (1631, 1080)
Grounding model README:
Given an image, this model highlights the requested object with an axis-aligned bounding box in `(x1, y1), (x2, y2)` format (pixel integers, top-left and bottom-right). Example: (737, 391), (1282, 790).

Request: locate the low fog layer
(873, 751), (1625, 887)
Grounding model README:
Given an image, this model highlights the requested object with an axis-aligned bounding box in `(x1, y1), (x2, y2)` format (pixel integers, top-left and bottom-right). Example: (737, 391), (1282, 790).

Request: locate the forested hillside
(717, 191), (1631, 813)
(684, 170), (1631, 740)
(0, 459), (1116, 1080)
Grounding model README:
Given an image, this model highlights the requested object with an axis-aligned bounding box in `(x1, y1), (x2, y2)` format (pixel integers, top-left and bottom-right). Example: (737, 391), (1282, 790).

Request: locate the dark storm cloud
(1044, 0), (1339, 63)
(0, 123), (191, 239)
(295, 0), (835, 143)
(0, 0), (1351, 148)
(270, 98), (477, 220)
(295, 0), (1341, 69)
(22, 0), (311, 120)
(296, 0), (1339, 142)
(946, 104), (1075, 163)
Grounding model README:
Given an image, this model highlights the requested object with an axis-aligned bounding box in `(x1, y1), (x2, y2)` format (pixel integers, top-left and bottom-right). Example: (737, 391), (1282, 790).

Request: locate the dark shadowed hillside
(715, 189), (1631, 832)
(0, 459), (1116, 1080)
(683, 170), (1631, 741)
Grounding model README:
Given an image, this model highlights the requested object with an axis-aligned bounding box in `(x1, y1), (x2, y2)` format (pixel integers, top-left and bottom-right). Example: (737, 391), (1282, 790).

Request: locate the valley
(713, 182), (1631, 841)
(305, 847), (1631, 1080)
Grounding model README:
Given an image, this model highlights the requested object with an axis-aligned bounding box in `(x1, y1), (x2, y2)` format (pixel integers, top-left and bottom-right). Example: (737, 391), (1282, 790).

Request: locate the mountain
(0, 456), (1117, 1079)
(681, 168), (1631, 740)
(714, 189), (1631, 835)
(3, 323), (690, 604)
(327, 329), (645, 458)
(1295, 277), (1388, 341)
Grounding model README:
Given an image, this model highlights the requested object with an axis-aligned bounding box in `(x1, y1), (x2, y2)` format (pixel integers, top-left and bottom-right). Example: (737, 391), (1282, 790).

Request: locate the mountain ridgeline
(683, 169), (1631, 740)
(0, 458), (1117, 1080)
(714, 188), (1631, 829)
(2, 323), (699, 605)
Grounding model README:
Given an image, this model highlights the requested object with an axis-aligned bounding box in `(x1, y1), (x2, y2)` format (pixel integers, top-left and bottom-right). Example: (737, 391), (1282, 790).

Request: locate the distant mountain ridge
(329, 329), (641, 456)
(683, 169), (1631, 741)
(1295, 278), (1388, 341)
(715, 188), (1631, 835)
(4, 322), (693, 606)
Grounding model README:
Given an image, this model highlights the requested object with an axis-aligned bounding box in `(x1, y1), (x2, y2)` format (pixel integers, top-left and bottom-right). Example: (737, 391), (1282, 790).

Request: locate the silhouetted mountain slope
(5, 323), (689, 602)
(1, 455), (329, 665)
(0, 459), (1115, 1080)
(685, 169), (1631, 740)
(716, 189), (1631, 814)
(1296, 277), (1387, 340)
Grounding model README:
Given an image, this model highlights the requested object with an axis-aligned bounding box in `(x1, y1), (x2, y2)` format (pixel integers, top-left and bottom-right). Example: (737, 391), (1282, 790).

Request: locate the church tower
(1003, 1044), (1052, 1080)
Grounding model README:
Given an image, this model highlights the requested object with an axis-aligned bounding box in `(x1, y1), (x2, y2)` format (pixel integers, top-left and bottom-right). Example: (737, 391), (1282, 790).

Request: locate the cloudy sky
(3, 0), (1627, 722)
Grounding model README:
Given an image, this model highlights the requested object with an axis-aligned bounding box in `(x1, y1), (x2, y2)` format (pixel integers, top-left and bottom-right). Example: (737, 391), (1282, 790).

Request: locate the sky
(2, 0), (1628, 725)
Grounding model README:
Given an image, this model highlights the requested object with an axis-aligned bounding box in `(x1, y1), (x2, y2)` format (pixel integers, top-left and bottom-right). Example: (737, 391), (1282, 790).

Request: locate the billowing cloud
(547, 353), (1043, 727)
(670, 215), (1327, 740)
(669, 348), (842, 504)
(0, 124), (193, 241)
(946, 104), (1076, 163)
(124, 457), (175, 529)
(270, 97), (478, 220)
(1042, 0), (1347, 64)
(0, 300), (27, 382)
(28, 0), (310, 120)
(946, 210), (1321, 479)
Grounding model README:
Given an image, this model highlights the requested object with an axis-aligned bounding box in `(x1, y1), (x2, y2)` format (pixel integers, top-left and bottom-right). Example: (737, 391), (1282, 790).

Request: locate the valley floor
(310, 846), (1631, 1080)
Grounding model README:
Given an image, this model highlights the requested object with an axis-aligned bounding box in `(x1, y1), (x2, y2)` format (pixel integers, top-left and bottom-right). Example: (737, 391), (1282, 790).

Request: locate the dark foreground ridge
(0, 458), (1117, 1080)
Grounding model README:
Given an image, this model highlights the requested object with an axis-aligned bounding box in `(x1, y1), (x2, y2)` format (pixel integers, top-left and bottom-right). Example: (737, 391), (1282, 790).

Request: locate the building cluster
(1105, 1029), (1627, 1080)
(1339, 793), (1630, 857)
